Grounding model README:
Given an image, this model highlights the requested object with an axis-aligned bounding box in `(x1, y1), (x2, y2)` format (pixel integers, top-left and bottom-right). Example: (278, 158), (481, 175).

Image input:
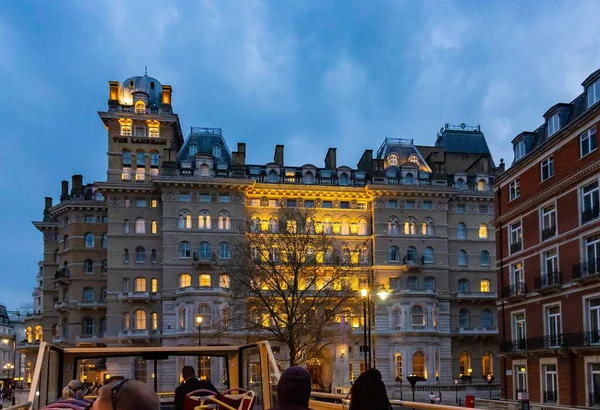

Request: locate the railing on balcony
(573, 258), (600, 279)
(534, 271), (561, 289)
(457, 292), (498, 299)
(55, 268), (70, 279)
(541, 226), (556, 241)
(501, 331), (600, 353)
(510, 241), (522, 254)
(543, 390), (558, 403)
(503, 282), (527, 298)
(582, 205), (600, 224)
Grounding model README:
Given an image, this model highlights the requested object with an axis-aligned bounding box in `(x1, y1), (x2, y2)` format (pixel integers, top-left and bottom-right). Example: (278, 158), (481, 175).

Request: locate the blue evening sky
(1, 1), (599, 309)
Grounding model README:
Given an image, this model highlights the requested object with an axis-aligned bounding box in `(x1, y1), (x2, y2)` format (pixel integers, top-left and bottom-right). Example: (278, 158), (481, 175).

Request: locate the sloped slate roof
(435, 130), (491, 155)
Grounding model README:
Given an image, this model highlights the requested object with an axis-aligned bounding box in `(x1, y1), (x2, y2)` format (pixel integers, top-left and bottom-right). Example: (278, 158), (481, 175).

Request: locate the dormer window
(213, 146), (222, 158)
(135, 101), (146, 114)
(588, 79), (600, 108)
(515, 140), (526, 161)
(388, 154), (398, 166)
(547, 113), (560, 137)
(189, 144), (199, 157)
(408, 154), (419, 165)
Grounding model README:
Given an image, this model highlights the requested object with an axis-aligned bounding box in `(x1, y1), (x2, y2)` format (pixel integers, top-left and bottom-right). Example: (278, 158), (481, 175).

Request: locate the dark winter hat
(277, 366), (312, 406)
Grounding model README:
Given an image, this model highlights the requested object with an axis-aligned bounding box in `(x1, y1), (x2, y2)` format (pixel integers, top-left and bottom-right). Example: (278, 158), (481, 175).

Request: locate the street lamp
(407, 374), (426, 405)
(486, 373), (495, 399)
(4, 362), (15, 403)
(454, 378), (459, 404)
(195, 315), (203, 347)
(359, 288), (369, 371)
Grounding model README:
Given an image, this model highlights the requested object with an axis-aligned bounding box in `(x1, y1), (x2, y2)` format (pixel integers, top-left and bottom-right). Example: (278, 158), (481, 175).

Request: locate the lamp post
(486, 373), (495, 399)
(406, 374), (425, 407)
(454, 378), (459, 404)
(3, 363), (14, 404)
(359, 289), (369, 371)
(195, 315), (203, 347)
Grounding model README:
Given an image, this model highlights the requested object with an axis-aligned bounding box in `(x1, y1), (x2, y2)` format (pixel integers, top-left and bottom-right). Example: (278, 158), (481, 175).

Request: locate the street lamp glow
(2, 338), (9, 344)
(195, 315), (203, 325)
(377, 289), (390, 300)
(359, 288), (368, 298)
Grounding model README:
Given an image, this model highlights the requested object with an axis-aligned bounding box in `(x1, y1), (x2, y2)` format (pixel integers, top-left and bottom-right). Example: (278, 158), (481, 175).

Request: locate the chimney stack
(325, 148), (337, 170)
(274, 145), (284, 166)
(60, 180), (69, 201)
(71, 175), (83, 197)
(44, 197), (53, 211)
(237, 143), (246, 166)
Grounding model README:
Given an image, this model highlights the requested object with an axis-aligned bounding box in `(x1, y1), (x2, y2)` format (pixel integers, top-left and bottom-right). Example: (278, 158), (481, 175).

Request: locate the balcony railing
(455, 326), (498, 334)
(573, 258), (600, 279)
(457, 292), (498, 299)
(501, 331), (600, 353)
(534, 271), (561, 290)
(543, 390), (558, 403)
(541, 226), (556, 241)
(510, 241), (522, 254)
(503, 282), (527, 298)
(582, 205), (600, 224)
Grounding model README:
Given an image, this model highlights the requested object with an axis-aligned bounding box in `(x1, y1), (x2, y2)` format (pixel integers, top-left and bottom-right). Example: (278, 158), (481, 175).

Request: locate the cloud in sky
(1, 0), (600, 308)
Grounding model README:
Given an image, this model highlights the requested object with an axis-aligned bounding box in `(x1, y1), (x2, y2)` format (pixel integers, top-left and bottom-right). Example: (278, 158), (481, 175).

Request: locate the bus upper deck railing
(310, 392), (469, 410)
(3, 402), (32, 410)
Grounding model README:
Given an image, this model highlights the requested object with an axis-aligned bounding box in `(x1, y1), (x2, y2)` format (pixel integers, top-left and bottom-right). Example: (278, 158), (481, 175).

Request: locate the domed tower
(98, 72), (184, 183)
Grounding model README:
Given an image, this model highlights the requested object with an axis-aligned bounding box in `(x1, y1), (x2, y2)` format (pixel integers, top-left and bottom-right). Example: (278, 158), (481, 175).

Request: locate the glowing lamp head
(2, 339), (9, 344)
(360, 288), (368, 298)
(377, 289), (390, 300)
(196, 315), (203, 325)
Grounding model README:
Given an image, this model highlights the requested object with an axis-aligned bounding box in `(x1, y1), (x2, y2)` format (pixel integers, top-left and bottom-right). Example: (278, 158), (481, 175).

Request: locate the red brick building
(494, 68), (600, 407)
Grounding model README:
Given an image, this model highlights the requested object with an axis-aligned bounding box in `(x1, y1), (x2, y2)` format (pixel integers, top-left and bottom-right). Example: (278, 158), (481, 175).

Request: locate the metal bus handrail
(3, 402), (32, 410)
(310, 391), (468, 410)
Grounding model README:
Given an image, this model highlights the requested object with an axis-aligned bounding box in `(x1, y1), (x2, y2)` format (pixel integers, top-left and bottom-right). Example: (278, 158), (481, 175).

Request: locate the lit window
(151, 312), (158, 331)
(151, 199), (158, 208)
(123, 313), (130, 330)
(540, 156), (555, 182)
(135, 101), (146, 114)
(180, 274), (191, 288)
(581, 126), (598, 157)
(477, 179), (487, 191)
(509, 179), (520, 201)
(151, 278), (158, 293)
(480, 280), (490, 293)
(135, 278), (147, 292)
(135, 218), (146, 234)
(135, 169), (145, 181)
(199, 274), (212, 287)
(479, 224), (488, 239)
(151, 220), (157, 234)
(404, 218), (416, 235)
(121, 125), (132, 136)
(408, 155), (419, 165)
(388, 154), (398, 166)
(218, 213), (231, 230)
(459, 352), (471, 375)
(149, 126), (159, 138)
(412, 351), (426, 378)
(135, 309), (147, 330)
(121, 167), (132, 181)
(220, 274), (230, 289)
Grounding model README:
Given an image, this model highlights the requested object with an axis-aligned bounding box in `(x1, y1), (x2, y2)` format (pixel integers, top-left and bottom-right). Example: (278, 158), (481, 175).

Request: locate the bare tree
(224, 207), (367, 366)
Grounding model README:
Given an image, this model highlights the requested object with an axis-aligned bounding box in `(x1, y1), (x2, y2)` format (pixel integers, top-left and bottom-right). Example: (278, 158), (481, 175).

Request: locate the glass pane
(241, 347), (264, 410)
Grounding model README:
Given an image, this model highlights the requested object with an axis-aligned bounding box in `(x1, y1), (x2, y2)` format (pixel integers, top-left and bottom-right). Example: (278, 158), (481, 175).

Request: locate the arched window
(136, 151), (146, 167)
(199, 163), (210, 177)
(178, 211), (192, 229)
(424, 276), (436, 290)
(358, 246), (369, 264)
(102, 233), (108, 249)
(267, 170), (278, 183)
(358, 219), (368, 236)
(150, 152), (159, 167)
(423, 247), (434, 263)
(199, 274), (212, 287)
(459, 308), (471, 328)
(123, 220), (130, 234)
(406, 246), (417, 263)
(388, 153), (398, 166)
(269, 218), (279, 233)
(478, 179), (487, 191)
(322, 218), (333, 234)
(101, 259), (107, 273)
(63, 234), (69, 249)
(213, 145), (222, 157)
(411, 305), (425, 326)
(25, 326), (33, 343)
(479, 224), (488, 239)
(422, 218), (434, 236)
(407, 276), (418, 290)
(198, 304), (212, 326)
(84, 259), (94, 274)
(220, 274), (231, 289)
(404, 217), (417, 235)
(135, 277), (147, 292)
(482, 352), (494, 375)
(219, 242), (231, 259)
(388, 217), (400, 235)
(457, 223), (467, 238)
(135, 218), (146, 234)
(458, 250), (468, 266)
(250, 217), (261, 233)
(135, 100), (146, 113)
(458, 278), (469, 292)
(456, 178), (466, 190)
(123, 249), (129, 264)
(54, 249), (59, 264)
(404, 173), (414, 185)
(393, 309), (402, 328)
(340, 219), (350, 235)
(179, 307), (187, 331)
(122, 150), (132, 166)
(151, 220), (157, 234)
(199, 242), (211, 259)
(188, 144), (199, 156)
(82, 317), (94, 335)
(304, 171), (314, 184)
(123, 312), (130, 330)
(412, 351), (426, 378)
(395, 354), (403, 378)
(179, 242), (191, 258)
(481, 309), (493, 328)
(341, 246), (351, 264)
(480, 250), (490, 266)
(218, 212), (231, 230)
(389, 246), (400, 262)
(151, 312), (159, 331)
(151, 278), (158, 293)
(179, 273), (191, 288)
(339, 173), (349, 186)
(198, 211), (211, 229)
(459, 352), (472, 376)
(222, 306), (230, 328)
(135, 309), (147, 330)
(480, 279), (490, 293)
(135, 246), (145, 263)
(84, 233), (94, 248)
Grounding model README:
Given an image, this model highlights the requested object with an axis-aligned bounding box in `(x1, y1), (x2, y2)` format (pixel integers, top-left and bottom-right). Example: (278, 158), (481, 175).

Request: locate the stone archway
(306, 346), (334, 392)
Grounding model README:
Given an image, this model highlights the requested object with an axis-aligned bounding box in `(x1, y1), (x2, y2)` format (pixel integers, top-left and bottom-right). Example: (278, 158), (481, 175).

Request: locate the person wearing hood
(269, 366), (312, 410)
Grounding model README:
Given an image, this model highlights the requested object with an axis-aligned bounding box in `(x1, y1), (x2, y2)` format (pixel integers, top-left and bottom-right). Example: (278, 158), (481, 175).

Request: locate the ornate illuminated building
(22, 73), (501, 396)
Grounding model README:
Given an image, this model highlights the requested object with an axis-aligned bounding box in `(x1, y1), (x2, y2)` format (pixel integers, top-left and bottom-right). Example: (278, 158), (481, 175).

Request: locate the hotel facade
(22, 73), (500, 396)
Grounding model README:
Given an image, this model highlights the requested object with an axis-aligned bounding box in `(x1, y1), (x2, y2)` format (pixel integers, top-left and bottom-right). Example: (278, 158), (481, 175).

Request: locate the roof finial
(144, 66), (148, 77)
